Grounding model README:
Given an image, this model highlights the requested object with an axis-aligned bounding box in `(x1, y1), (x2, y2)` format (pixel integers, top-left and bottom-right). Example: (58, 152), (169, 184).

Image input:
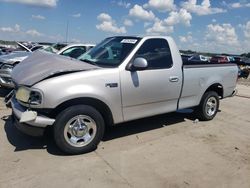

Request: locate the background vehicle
(188, 54), (209, 63)
(238, 66), (250, 78)
(10, 36), (238, 154)
(181, 54), (192, 64)
(0, 43), (95, 88)
(0, 49), (7, 56)
(56, 43), (95, 59)
(226, 56), (235, 62)
(43, 43), (68, 53)
(0, 42), (40, 66)
(210, 56), (229, 63)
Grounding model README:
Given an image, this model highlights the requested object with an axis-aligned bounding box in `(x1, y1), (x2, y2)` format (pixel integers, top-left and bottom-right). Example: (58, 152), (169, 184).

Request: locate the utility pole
(65, 20), (69, 43)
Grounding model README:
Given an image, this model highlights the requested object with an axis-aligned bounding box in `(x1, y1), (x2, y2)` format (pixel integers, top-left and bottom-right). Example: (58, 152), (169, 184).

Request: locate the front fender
(33, 69), (123, 123)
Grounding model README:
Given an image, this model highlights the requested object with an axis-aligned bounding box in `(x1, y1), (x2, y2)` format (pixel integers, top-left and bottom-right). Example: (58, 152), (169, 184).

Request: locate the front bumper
(12, 114), (45, 137)
(11, 97), (55, 136)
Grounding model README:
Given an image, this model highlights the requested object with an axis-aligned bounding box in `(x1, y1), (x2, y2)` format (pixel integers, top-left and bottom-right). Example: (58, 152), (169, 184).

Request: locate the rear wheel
(194, 91), (219, 121)
(54, 105), (105, 154)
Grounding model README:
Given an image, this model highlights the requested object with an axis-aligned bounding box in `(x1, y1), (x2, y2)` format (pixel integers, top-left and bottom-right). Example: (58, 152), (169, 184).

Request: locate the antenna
(65, 20), (69, 43)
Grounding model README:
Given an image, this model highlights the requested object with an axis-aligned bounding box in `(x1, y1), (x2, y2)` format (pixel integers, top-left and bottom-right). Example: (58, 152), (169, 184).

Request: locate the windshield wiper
(80, 59), (98, 66)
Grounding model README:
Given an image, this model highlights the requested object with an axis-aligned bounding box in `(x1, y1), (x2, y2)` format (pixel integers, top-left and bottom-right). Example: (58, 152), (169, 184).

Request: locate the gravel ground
(238, 77), (250, 86)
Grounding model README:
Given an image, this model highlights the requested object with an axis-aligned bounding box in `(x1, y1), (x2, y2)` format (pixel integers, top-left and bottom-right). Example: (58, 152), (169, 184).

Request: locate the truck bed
(179, 63), (238, 109)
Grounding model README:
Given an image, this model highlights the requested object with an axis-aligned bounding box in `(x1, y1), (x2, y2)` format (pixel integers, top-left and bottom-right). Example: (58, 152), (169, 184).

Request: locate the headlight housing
(1, 64), (14, 70)
(16, 87), (42, 106)
(29, 91), (42, 105)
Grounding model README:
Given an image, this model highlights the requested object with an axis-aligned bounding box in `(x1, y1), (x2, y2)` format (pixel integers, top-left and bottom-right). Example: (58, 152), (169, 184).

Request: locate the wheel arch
(204, 83), (224, 99)
(50, 97), (114, 127)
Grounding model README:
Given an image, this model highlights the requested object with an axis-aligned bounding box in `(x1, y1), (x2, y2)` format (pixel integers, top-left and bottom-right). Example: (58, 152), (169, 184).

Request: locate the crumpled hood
(0, 51), (32, 64)
(12, 51), (99, 86)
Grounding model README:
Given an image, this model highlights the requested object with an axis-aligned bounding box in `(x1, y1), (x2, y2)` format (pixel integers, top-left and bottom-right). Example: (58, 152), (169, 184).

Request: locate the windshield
(78, 36), (141, 67)
(44, 43), (67, 53)
(30, 45), (43, 52)
(14, 42), (30, 52)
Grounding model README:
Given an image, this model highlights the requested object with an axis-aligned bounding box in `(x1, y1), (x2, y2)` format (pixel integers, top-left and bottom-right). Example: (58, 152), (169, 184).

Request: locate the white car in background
(188, 54), (210, 63)
(56, 43), (95, 59)
(0, 43), (95, 88)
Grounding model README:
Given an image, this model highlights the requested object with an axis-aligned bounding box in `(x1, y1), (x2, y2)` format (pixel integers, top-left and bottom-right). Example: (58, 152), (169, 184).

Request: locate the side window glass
(135, 39), (173, 69)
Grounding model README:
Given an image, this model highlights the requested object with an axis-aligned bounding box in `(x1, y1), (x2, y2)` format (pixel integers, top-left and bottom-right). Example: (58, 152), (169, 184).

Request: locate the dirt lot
(0, 84), (250, 188)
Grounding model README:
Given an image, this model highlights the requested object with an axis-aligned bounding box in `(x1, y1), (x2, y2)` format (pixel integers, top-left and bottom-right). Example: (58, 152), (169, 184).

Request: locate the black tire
(194, 91), (219, 121)
(54, 105), (105, 154)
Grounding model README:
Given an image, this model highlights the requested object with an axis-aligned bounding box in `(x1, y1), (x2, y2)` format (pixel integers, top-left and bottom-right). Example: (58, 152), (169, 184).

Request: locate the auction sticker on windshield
(121, 39), (138, 44)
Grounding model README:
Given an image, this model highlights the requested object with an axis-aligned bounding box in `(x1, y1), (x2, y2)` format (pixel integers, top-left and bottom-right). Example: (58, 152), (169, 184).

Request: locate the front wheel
(54, 105), (105, 154)
(194, 91), (219, 121)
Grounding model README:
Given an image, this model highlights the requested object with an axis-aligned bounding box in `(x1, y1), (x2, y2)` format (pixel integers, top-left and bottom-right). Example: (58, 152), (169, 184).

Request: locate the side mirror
(127, 57), (148, 71)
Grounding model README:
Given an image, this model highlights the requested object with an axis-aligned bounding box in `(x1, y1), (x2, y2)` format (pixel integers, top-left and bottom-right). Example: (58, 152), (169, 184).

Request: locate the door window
(135, 39), (173, 69)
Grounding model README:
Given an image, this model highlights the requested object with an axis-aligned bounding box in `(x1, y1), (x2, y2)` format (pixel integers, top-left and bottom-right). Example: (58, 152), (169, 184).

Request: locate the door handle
(169, 76), (179, 82)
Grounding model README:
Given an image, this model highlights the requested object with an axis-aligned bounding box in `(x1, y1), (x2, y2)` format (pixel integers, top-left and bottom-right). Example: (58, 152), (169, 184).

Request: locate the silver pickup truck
(9, 36), (238, 154)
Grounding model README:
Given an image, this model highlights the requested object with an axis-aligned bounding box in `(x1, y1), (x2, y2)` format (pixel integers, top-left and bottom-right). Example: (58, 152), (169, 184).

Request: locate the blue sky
(0, 0), (250, 54)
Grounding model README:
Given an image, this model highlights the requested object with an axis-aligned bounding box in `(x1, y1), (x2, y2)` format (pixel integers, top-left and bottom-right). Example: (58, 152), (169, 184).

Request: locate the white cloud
(96, 22), (126, 34)
(96, 13), (126, 34)
(241, 21), (250, 39)
(205, 23), (239, 46)
(26, 29), (43, 37)
(129, 4), (156, 21)
(0, 23), (65, 42)
(0, 0), (58, 7)
(165, 8), (192, 26)
(0, 24), (20, 32)
(179, 32), (193, 43)
(146, 20), (174, 34)
(117, 1), (131, 8)
(144, 22), (152, 28)
(183, 24), (244, 54)
(97, 13), (112, 22)
(224, 1), (250, 9)
(0, 27), (14, 32)
(14, 24), (20, 32)
(124, 19), (133, 26)
(143, 0), (176, 12)
(32, 14), (45, 20)
(181, 0), (226, 16)
(72, 13), (81, 18)
(0, 24), (44, 38)
(145, 8), (191, 35)
(212, 19), (216, 23)
(231, 2), (242, 8)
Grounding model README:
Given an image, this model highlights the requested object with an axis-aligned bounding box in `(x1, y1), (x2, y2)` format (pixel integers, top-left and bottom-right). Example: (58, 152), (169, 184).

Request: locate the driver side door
(120, 38), (182, 121)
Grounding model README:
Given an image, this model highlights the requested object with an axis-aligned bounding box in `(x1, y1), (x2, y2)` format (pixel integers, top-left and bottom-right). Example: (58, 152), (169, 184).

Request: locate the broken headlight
(29, 91), (42, 105)
(16, 87), (42, 105)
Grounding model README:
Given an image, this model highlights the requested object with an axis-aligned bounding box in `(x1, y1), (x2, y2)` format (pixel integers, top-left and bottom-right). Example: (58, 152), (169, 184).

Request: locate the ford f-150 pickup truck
(8, 36), (238, 154)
